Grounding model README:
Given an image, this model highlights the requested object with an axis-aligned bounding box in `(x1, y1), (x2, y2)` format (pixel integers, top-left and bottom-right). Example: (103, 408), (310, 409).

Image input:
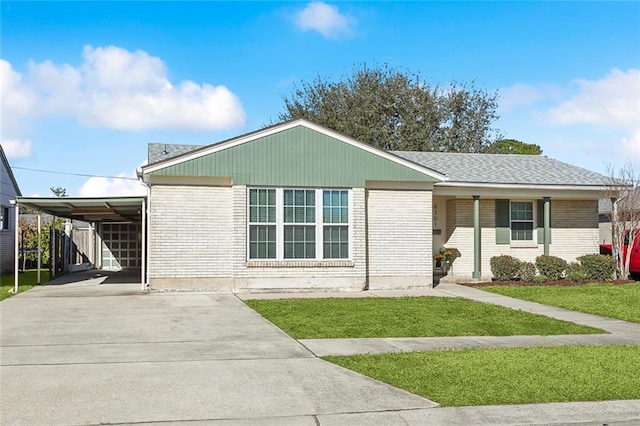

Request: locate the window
(248, 189), (276, 259)
(283, 189), (316, 259)
(510, 201), (534, 241)
(1, 207), (9, 230)
(247, 188), (350, 261)
(323, 190), (349, 258)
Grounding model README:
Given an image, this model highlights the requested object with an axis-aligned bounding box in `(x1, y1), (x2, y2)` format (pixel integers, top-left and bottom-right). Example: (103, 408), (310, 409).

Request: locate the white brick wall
(149, 185), (368, 291)
(444, 198), (600, 278)
(149, 185), (234, 287)
(367, 189), (432, 288)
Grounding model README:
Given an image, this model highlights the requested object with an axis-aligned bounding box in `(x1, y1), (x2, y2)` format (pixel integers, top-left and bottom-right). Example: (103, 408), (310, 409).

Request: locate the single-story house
(1, 145), (22, 274)
(139, 119), (608, 292)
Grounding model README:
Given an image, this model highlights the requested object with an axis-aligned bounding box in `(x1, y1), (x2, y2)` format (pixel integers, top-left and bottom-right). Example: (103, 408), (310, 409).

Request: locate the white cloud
(622, 130), (640, 159)
(78, 172), (146, 197)
(548, 69), (639, 129)
(499, 83), (543, 111)
(547, 68), (640, 158)
(1, 139), (32, 159)
(294, 2), (353, 39)
(1, 45), (247, 134)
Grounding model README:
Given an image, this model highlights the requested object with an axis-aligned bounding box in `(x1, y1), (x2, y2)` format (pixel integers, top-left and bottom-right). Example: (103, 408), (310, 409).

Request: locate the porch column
(472, 195), (481, 279)
(543, 197), (551, 256)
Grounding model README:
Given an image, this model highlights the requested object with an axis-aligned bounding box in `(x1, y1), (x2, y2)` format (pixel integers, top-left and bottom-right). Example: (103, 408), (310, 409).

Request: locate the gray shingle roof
(148, 143), (204, 164)
(392, 151), (608, 186)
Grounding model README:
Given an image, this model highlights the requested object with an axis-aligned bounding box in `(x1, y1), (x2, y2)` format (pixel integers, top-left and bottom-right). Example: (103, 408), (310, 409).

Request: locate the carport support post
(37, 213), (41, 284)
(472, 195), (481, 279)
(13, 202), (20, 294)
(141, 198), (146, 291)
(543, 197), (551, 256)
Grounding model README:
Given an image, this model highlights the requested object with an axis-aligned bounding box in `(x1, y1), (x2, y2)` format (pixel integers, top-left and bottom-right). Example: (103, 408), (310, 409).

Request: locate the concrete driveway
(0, 273), (435, 425)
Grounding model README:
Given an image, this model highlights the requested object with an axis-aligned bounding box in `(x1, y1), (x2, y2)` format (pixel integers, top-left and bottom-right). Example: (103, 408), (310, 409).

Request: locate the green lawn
(324, 345), (640, 406)
(0, 270), (50, 301)
(483, 283), (640, 323)
(245, 297), (602, 338)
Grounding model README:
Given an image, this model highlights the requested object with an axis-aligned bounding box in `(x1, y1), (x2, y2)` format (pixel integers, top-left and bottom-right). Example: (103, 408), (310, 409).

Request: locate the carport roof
(17, 196), (146, 222)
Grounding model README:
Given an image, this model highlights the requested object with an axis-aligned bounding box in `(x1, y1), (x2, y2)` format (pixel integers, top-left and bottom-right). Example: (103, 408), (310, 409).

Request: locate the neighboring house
(140, 119), (608, 291)
(598, 190), (640, 244)
(1, 145), (22, 274)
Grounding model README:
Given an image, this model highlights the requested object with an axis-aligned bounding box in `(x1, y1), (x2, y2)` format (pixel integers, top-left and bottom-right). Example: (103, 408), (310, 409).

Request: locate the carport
(12, 196), (147, 292)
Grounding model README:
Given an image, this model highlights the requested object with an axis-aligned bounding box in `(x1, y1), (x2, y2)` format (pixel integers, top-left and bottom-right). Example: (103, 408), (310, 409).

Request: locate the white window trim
(247, 187), (352, 262)
(1, 206), (10, 232)
(509, 200), (537, 243)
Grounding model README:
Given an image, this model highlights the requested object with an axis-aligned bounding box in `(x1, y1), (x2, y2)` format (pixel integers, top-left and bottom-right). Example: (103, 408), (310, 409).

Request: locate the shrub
(518, 262), (537, 282)
(533, 275), (547, 283)
(535, 255), (567, 281)
(577, 254), (615, 281)
(566, 262), (588, 283)
(490, 255), (521, 281)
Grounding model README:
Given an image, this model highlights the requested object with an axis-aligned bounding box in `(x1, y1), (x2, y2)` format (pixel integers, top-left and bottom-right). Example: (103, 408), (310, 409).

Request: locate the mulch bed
(464, 279), (637, 287)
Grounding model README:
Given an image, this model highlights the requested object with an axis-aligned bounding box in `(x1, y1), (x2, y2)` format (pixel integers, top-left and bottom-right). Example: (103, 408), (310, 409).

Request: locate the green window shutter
(495, 199), (510, 244)
(537, 199), (552, 244)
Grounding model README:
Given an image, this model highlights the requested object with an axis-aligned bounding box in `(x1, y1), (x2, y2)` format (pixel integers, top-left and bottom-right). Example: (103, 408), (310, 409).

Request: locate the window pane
(249, 225), (276, 259)
(284, 189), (315, 223)
(249, 189), (275, 224)
(284, 225), (315, 259)
(323, 225), (348, 258)
(511, 222), (534, 241)
(511, 201), (533, 221)
(323, 190), (348, 224)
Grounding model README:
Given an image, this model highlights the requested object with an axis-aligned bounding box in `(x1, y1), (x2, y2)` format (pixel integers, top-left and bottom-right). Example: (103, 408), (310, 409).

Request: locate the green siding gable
(149, 126), (440, 187)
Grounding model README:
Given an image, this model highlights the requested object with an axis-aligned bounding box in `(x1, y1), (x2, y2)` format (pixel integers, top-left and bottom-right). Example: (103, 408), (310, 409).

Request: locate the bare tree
(604, 163), (640, 279)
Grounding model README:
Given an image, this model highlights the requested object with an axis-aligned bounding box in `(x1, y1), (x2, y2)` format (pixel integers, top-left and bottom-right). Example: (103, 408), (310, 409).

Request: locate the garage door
(101, 223), (142, 270)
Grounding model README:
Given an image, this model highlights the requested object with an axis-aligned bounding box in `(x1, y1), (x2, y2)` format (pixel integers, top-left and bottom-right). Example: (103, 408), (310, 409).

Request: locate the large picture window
(248, 188), (350, 261)
(510, 201), (534, 241)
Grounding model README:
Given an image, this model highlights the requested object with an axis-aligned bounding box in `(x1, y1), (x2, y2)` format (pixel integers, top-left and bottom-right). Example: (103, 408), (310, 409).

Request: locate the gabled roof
(393, 151), (609, 188)
(148, 143), (204, 165)
(142, 119), (448, 184)
(1, 145), (22, 196)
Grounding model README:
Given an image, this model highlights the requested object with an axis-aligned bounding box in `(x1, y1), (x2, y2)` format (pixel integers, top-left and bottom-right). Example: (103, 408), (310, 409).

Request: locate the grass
(0, 269), (50, 301)
(324, 345), (640, 406)
(483, 283), (640, 323)
(245, 297), (602, 338)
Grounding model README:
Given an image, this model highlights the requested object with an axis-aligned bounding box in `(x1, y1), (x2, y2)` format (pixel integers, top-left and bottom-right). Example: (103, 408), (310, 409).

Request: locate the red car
(600, 229), (640, 277)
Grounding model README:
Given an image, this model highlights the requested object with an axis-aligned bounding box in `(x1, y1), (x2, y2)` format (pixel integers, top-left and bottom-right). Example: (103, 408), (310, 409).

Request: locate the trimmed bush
(535, 255), (567, 281)
(533, 275), (547, 283)
(518, 262), (537, 282)
(567, 262), (588, 283)
(490, 255), (521, 281)
(577, 254), (615, 281)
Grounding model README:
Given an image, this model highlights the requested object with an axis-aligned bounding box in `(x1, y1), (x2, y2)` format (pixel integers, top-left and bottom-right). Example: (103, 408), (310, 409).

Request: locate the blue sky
(2, 1), (639, 197)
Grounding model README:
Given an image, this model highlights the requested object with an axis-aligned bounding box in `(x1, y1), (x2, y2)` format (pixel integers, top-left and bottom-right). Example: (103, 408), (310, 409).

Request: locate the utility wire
(11, 166), (139, 181)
